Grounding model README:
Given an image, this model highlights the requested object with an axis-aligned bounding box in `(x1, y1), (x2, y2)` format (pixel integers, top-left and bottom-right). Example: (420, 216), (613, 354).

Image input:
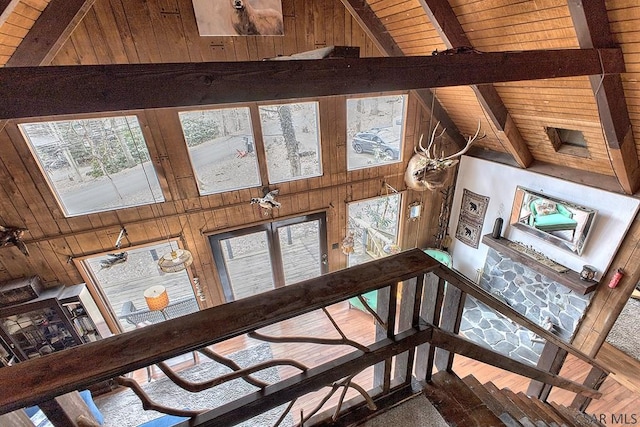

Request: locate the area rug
(95, 343), (294, 427)
(606, 297), (640, 361)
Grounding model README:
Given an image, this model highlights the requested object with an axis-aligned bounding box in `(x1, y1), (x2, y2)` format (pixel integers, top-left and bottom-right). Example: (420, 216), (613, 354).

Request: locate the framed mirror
(509, 186), (597, 255)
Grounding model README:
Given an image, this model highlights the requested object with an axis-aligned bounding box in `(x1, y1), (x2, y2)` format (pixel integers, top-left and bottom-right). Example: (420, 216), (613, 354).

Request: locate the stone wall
(459, 248), (593, 365)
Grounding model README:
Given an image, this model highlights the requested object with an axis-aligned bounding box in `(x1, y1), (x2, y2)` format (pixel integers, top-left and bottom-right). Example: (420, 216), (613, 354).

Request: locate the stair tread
(422, 371), (506, 426)
(501, 389), (547, 425)
(462, 376), (523, 427)
(550, 402), (604, 427)
(483, 382), (537, 427)
(523, 394), (568, 427)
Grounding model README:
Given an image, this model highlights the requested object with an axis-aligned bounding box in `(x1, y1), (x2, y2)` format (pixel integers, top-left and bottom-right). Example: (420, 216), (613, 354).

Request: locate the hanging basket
(158, 249), (193, 273)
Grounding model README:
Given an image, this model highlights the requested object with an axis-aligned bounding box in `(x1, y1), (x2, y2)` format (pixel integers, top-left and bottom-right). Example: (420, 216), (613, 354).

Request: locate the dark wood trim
(434, 263), (608, 372)
(429, 327), (601, 398)
(338, 0), (402, 57)
(434, 278), (465, 372)
(338, 0), (467, 149)
(482, 235), (598, 295)
(0, 0), (13, 17)
(570, 365), (608, 411)
(6, 0), (97, 67)
(527, 342), (567, 399)
(0, 48), (625, 120)
(418, 0), (533, 168)
(191, 327), (435, 427)
(0, 249), (440, 412)
(567, 0), (640, 194)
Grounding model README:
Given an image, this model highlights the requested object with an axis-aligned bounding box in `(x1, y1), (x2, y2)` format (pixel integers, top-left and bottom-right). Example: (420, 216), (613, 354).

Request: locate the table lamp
(144, 285), (169, 320)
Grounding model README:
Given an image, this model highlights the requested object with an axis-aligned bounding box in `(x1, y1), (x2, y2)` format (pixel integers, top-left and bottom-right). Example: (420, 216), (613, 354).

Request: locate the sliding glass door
(210, 213), (327, 302)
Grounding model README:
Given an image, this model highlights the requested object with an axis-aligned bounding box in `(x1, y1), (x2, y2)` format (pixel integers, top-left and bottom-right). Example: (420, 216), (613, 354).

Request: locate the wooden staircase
(421, 371), (604, 427)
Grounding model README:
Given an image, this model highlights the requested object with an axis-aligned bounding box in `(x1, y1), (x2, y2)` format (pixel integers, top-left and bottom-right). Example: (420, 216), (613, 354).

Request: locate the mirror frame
(509, 186), (597, 256)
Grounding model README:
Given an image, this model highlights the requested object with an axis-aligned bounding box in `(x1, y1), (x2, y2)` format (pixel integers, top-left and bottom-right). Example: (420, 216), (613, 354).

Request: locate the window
(347, 194), (402, 267)
(19, 116), (163, 217)
(347, 94), (407, 170)
(179, 107), (261, 195)
(545, 127), (589, 158)
(258, 102), (322, 183)
(209, 213), (328, 302)
(81, 241), (197, 333)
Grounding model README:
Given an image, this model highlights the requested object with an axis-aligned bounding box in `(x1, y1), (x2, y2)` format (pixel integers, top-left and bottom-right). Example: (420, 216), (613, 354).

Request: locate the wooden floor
(113, 300), (640, 425)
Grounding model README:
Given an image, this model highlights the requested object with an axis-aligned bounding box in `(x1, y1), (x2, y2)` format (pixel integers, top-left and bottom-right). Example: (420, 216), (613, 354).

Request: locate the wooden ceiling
(2, 0), (640, 195)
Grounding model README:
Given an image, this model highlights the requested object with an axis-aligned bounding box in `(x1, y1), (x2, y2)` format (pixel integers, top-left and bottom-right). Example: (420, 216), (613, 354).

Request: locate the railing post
(415, 272), (445, 381)
(571, 366), (608, 412)
(434, 277), (466, 373)
(527, 341), (568, 400)
(394, 275), (424, 384)
(373, 285), (391, 390)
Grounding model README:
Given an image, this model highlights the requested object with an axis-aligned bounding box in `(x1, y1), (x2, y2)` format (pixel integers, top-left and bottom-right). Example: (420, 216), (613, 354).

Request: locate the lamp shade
(158, 248), (193, 273)
(144, 285), (169, 311)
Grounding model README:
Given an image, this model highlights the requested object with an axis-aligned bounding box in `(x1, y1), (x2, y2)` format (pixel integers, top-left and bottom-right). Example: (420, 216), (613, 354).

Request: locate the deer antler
(415, 122), (446, 158)
(442, 119), (484, 161)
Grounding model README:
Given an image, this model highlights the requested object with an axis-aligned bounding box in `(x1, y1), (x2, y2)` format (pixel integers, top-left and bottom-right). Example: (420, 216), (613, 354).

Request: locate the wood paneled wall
(0, 0), (50, 64)
(0, 91), (446, 308)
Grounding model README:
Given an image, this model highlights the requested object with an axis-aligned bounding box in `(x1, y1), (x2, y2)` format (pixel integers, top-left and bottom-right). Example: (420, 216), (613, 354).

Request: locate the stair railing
(0, 249), (606, 426)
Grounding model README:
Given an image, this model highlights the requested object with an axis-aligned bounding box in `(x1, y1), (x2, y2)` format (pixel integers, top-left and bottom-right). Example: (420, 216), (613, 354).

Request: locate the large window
(20, 116), (164, 216)
(81, 241), (197, 333)
(179, 107), (261, 195)
(346, 94), (407, 170)
(258, 101), (322, 183)
(347, 194), (402, 267)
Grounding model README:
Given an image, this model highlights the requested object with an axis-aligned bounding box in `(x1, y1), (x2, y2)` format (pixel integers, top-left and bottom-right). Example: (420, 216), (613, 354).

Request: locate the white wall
(448, 156), (640, 282)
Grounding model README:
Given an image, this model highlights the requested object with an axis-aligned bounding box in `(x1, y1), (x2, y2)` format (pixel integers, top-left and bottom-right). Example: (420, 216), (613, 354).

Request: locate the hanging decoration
(0, 225), (29, 256)
(158, 248), (194, 273)
(251, 189), (281, 215)
(455, 188), (490, 249)
(341, 231), (355, 255)
(100, 252), (128, 269)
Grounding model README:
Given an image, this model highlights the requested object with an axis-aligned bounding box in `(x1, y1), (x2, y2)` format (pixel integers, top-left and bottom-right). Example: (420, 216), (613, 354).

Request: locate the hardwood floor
(116, 300), (639, 425)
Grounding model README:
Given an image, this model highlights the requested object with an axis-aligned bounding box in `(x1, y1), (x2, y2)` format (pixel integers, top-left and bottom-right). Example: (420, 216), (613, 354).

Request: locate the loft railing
(0, 249), (607, 426)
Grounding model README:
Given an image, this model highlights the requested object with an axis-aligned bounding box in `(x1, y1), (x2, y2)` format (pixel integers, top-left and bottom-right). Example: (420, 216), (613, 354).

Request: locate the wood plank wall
(0, 0), (50, 64)
(0, 0), (448, 309)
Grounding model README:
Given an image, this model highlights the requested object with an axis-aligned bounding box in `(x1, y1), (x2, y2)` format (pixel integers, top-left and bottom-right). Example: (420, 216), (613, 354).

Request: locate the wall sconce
(408, 201), (422, 221)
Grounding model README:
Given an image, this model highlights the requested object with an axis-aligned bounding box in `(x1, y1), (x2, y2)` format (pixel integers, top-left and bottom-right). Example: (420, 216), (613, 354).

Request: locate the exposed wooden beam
(0, 48), (624, 120)
(5, 0), (96, 67)
(339, 0), (467, 149)
(567, 0), (640, 195)
(0, 0), (14, 18)
(418, 0), (533, 168)
(339, 0), (403, 57)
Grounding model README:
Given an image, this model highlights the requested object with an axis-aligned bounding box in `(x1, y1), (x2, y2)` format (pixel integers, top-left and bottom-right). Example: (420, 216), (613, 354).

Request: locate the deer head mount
(405, 120), (484, 191)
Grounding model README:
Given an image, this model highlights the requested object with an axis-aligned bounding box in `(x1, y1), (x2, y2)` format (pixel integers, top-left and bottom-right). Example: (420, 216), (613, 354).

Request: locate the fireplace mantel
(482, 234), (598, 295)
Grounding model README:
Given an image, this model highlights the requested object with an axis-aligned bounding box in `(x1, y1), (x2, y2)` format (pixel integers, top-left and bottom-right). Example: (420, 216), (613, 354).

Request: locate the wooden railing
(0, 249), (607, 426)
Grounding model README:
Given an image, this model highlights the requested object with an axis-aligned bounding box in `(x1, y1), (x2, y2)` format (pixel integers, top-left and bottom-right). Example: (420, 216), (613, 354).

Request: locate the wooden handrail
(0, 249), (439, 413)
(434, 264), (610, 374)
(0, 249), (607, 420)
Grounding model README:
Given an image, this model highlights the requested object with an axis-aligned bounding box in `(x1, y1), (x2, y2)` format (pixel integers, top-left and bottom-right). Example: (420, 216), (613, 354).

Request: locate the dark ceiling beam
(0, 0), (14, 17)
(5, 0), (96, 67)
(339, 0), (467, 149)
(567, 0), (640, 195)
(418, 0), (533, 168)
(0, 49), (624, 120)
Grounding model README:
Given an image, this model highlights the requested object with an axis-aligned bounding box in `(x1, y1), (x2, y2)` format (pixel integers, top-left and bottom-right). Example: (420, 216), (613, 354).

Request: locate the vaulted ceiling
(2, 0), (640, 196)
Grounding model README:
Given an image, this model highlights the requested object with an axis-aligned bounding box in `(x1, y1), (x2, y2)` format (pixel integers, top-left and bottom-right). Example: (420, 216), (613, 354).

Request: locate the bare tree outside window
(20, 116), (164, 217)
(259, 102), (322, 183)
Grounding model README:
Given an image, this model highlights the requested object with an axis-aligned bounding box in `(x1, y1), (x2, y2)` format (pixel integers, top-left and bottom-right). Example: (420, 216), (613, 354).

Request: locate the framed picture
(193, 0), (284, 36)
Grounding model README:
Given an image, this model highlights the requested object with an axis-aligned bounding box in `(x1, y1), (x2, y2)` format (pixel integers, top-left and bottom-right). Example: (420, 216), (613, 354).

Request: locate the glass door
(210, 213), (327, 302)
